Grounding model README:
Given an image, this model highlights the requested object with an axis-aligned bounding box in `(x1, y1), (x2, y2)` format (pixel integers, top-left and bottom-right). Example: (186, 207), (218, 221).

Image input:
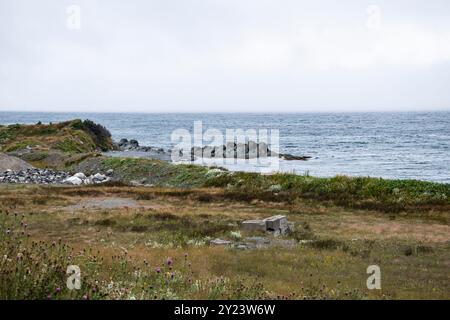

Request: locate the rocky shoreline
(0, 168), (112, 185)
(115, 138), (311, 161)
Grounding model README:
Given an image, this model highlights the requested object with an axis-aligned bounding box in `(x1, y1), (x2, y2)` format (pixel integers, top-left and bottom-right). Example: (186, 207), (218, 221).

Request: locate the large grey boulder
(0, 153), (34, 172)
(241, 215), (293, 236)
(241, 220), (266, 232)
(264, 215), (289, 236)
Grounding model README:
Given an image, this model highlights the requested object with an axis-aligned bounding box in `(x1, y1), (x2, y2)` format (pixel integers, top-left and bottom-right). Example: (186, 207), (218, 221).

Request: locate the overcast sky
(1, 0), (450, 113)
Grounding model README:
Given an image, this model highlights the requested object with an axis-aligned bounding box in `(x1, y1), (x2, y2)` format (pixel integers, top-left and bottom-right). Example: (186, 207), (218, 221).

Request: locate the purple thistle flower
(55, 287), (61, 294)
(47, 294), (52, 300)
(156, 266), (161, 273)
(166, 257), (173, 266)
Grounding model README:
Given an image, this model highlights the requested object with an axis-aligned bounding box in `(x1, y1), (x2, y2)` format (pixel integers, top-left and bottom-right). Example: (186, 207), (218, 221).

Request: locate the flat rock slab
(241, 220), (267, 232)
(210, 238), (232, 246)
(238, 237), (297, 250)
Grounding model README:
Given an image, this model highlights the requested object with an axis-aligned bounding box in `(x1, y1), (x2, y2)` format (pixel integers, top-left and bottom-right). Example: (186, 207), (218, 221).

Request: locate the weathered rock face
(0, 153), (34, 172)
(241, 215), (294, 236)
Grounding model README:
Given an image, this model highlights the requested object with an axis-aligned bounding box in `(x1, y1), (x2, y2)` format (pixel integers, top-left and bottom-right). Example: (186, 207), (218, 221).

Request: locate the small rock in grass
(210, 238), (232, 246)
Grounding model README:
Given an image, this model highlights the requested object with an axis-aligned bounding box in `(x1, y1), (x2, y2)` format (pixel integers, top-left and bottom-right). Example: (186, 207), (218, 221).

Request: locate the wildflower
(6, 229), (10, 235)
(83, 294), (89, 300)
(156, 267), (161, 273)
(55, 287), (61, 294)
(47, 294), (52, 300)
(170, 272), (174, 279)
(166, 257), (173, 266)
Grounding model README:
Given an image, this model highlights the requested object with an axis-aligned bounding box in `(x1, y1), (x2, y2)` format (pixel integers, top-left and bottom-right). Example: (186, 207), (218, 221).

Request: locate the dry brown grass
(1, 184), (449, 299)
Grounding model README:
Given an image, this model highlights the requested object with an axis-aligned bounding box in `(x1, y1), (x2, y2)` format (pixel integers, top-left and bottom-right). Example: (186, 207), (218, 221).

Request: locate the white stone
(63, 176), (83, 186)
(73, 172), (86, 180)
(93, 173), (107, 180)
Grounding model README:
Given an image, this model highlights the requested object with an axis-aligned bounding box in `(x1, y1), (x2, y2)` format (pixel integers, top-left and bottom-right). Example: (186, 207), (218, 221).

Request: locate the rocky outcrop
(0, 120), (114, 154)
(186, 142), (311, 161)
(116, 138), (311, 161)
(116, 138), (166, 153)
(0, 153), (34, 172)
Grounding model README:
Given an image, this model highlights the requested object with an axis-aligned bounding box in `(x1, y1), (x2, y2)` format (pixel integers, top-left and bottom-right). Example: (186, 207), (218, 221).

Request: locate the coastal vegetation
(0, 120), (449, 299)
(0, 119), (114, 154)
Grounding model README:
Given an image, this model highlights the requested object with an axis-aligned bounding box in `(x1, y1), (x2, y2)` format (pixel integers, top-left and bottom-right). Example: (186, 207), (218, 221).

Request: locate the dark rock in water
(129, 139), (139, 148)
(181, 141), (310, 161)
(118, 138), (129, 147)
(281, 154), (312, 161)
(114, 138), (310, 161)
(115, 138), (160, 153)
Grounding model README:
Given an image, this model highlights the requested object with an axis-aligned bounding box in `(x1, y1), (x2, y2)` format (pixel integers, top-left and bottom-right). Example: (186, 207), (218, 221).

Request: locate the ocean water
(1, 111), (449, 183)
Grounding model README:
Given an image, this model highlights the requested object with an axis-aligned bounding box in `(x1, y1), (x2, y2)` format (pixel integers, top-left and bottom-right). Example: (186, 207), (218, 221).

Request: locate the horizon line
(1, 109), (450, 115)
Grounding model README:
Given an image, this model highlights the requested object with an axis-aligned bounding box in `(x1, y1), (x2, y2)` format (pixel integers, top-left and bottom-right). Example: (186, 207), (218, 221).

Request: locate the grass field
(1, 183), (449, 300)
(1, 120), (449, 300)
